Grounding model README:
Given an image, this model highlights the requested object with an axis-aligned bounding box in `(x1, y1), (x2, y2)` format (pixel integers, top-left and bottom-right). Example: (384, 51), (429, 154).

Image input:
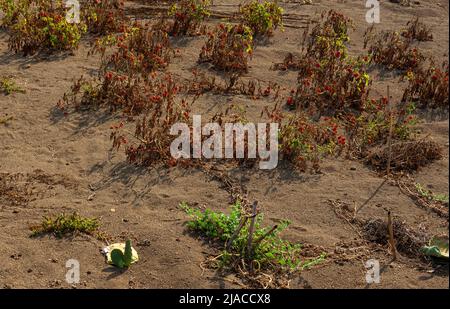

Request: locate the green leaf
(111, 249), (125, 268)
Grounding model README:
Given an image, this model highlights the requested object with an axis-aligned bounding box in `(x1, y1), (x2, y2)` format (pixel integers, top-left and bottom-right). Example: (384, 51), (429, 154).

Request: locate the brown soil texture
(0, 0), (448, 288)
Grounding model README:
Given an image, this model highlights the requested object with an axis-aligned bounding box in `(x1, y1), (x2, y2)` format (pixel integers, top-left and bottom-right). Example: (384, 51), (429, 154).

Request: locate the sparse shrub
(415, 183), (449, 205)
(402, 61), (449, 109)
(1, 0), (87, 55)
(91, 22), (174, 76)
(305, 9), (353, 59)
(275, 11), (369, 113)
(110, 74), (193, 166)
(59, 71), (184, 115)
(239, 0), (283, 36)
(273, 10), (353, 68)
(81, 0), (127, 35)
(187, 69), (281, 98)
(168, 0), (210, 36)
(287, 55), (371, 113)
(1, 76), (25, 95)
(264, 106), (346, 171)
(30, 212), (100, 238)
(181, 201), (325, 285)
(60, 22), (175, 114)
(402, 17), (433, 41)
(199, 23), (254, 72)
(343, 97), (417, 155)
(364, 26), (425, 71)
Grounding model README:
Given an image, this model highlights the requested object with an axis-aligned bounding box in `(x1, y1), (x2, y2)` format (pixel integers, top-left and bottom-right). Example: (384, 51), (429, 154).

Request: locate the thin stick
(387, 210), (397, 260)
(253, 225), (278, 248)
(246, 201), (258, 261)
(386, 86), (394, 178)
(225, 216), (248, 251)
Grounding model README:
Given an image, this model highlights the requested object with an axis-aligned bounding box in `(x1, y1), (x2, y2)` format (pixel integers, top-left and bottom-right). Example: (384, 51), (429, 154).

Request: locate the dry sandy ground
(0, 0), (448, 288)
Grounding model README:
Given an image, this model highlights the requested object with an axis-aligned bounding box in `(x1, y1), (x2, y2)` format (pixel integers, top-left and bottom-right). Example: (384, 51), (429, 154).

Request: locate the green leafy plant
(1, 0), (87, 55)
(415, 183), (449, 204)
(240, 0), (283, 36)
(181, 201), (325, 272)
(1, 76), (25, 95)
(111, 240), (134, 268)
(30, 212), (100, 238)
(199, 23), (254, 72)
(168, 0), (210, 36)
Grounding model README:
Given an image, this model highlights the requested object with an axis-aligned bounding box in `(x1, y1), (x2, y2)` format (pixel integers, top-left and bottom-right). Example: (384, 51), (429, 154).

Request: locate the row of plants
(57, 7), (442, 172)
(0, 0), (284, 55)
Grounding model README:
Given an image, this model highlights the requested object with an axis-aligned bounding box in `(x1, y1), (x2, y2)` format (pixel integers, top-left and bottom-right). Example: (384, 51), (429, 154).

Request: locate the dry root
(362, 218), (429, 259)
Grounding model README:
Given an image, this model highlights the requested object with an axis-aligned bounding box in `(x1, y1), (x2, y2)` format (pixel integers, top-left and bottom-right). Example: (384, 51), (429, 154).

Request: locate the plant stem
(246, 201), (258, 269)
(252, 225), (278, 248)
(387, 210), (397, 260)
(225, 216), (248, 251)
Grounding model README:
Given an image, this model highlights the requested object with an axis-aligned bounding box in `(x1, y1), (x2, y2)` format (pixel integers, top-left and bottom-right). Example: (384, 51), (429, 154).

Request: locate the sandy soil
(0, 0), (448, 288)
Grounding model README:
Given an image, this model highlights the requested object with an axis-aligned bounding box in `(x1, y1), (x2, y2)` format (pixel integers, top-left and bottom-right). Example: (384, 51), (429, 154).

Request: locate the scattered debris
(367, 139), (443, 172)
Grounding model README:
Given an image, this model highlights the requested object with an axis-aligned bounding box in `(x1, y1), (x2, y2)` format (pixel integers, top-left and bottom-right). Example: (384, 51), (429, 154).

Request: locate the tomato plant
(239, 0), (283, 36)
(199, 23), (254, 73)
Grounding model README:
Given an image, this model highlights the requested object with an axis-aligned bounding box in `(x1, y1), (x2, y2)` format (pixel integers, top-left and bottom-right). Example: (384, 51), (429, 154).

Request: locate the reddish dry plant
(401, 17), (433, 42)
(304, 10), (354, 59)
(273, 10), (370, 113)
(274, 10), (354, 70)
(81, 0), (128, 35)
(364, 26), (425, 71)
(111, 81), (194, 167)
(167, 0), (210, 36)
(402, 61), (449, 109)
(91, 22), (174, 76)
(263, 105), (346, 172)
(199, 23), (254, 73)
(342, 97), (417, 158)
(58, 71), (186, 116)
(187, 70), (280, 99)
(288, 55), (371, 114)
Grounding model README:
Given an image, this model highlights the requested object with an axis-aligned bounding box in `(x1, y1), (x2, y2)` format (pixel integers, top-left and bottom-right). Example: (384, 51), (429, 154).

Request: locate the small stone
(27, 269), (33, 273)
(110, 208), (116, 213)
(350, 167), (357, 171)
